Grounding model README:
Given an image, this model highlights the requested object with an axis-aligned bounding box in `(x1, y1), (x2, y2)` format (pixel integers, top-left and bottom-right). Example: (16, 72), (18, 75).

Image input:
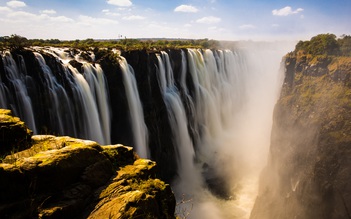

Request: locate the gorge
(1, 36), (350, 219)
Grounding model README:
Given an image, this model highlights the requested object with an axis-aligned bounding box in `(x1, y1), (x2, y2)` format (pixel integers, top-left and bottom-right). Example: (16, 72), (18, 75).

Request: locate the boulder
(87, 159), (175, 219)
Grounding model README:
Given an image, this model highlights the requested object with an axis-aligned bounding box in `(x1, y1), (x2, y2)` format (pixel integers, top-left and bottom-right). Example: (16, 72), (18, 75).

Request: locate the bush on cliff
(294, 33), (351, 56)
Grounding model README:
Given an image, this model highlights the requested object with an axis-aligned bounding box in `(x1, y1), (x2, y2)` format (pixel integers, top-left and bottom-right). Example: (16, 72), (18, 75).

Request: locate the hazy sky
(0, 0), (350, 41)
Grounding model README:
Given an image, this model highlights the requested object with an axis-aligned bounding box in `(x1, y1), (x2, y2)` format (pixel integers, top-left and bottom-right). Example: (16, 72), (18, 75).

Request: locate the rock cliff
(0, 110), (175, 219)
(251, 52), (351, 218)
(0, 109), (32, 156)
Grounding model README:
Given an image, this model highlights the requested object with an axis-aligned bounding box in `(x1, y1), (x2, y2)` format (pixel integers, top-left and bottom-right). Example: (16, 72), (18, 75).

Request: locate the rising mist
(170, 41), (296, 219)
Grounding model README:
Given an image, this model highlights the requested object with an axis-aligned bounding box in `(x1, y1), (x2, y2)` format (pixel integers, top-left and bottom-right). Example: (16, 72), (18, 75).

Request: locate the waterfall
(156, 51), (202, 196)
(1, 52), (37, 133)
(39, 49), (111, 145)
(66, 65), (106, 144)
(153, 46), (289, 219)
(0, 82), (7, 108)
(82, 63), (111, 144)
(0, 49), (111, 145)
(34, 52), (77, 137)
(119, 57), (149, 158)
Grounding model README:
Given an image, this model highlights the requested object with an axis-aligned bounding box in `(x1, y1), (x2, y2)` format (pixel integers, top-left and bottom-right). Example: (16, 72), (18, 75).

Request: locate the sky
(0, 0), (350, 41)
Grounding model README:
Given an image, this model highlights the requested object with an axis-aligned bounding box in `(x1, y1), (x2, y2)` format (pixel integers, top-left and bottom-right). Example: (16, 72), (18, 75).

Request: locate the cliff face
(251, 53), (351, 218)
(0, 110), (175, 219)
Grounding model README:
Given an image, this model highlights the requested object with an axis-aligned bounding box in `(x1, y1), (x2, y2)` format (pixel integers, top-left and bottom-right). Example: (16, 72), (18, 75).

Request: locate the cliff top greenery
(293, 33), (351, 57)
(0, 34), (220, 51)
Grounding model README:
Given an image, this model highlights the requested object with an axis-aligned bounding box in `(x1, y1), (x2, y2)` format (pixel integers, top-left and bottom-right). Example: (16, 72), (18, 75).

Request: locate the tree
(338, 35), (351, 56)
(4, 34), (30, 51)
(307, 33), (339, 56)
(295, 40), (310, 53)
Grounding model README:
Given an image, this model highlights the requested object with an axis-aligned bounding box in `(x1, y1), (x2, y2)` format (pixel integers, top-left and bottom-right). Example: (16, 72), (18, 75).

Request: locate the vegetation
(0, 34), (220, 51)
(294, 33), (351, 56)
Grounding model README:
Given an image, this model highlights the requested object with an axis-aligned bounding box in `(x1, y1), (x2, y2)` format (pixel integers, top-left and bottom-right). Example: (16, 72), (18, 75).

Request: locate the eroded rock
(0, 109), (175, 219)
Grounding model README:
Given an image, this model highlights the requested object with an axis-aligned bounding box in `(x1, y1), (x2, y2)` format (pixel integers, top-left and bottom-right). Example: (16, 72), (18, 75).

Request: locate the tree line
(0, 34), (220, 51)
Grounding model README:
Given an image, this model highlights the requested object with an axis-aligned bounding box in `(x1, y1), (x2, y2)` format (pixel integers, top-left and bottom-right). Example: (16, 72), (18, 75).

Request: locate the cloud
(4, 10), (73, 23)
(239, 24), (256, 30)
(174, 5), (198, 13)
(7, 10), (37, 19)
(122, 15), (145, 20)
(102, 9), (120, 16)
(272, 6), (303, 16)
(0, 6), (12, 13)
(6, 0), (26, 8)
(40, 9), (57, 15)
(78, 15), (119, 26)
(196, 16), (221, 24)
(107, 0), (132, 7)
(116, 7), (131, 11)
(49, 15), (74, 23)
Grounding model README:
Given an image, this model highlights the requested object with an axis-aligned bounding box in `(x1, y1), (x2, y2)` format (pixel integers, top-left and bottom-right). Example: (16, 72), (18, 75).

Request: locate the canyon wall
(251, 51), (351, 218)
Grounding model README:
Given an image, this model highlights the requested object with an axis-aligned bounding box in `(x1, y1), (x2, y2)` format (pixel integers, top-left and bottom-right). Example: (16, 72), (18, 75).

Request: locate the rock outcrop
(250, 53), (351, 218)
(0, 110), (175, 219)
(0, 109), (32, 156)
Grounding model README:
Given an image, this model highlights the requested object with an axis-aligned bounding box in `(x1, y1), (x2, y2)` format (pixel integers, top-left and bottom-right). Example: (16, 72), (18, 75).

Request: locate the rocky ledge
(0, 110), (175, 219)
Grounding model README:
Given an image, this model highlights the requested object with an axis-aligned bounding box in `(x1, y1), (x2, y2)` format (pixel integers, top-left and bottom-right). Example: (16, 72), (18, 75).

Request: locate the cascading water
(1, 52), (37, 133)
(67, 65), (106, 144)
(0, 49), (111, 145)
(43, 50), (111, 145)
(156, 51), (203, 196)
(82, 63), (111, 144)
(119, 57), (149, 158)
(34, 52), (77, 137)
(42, 47), (112, 145)
(153, 44), (293, 218)
(160, 49), (249, 218)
